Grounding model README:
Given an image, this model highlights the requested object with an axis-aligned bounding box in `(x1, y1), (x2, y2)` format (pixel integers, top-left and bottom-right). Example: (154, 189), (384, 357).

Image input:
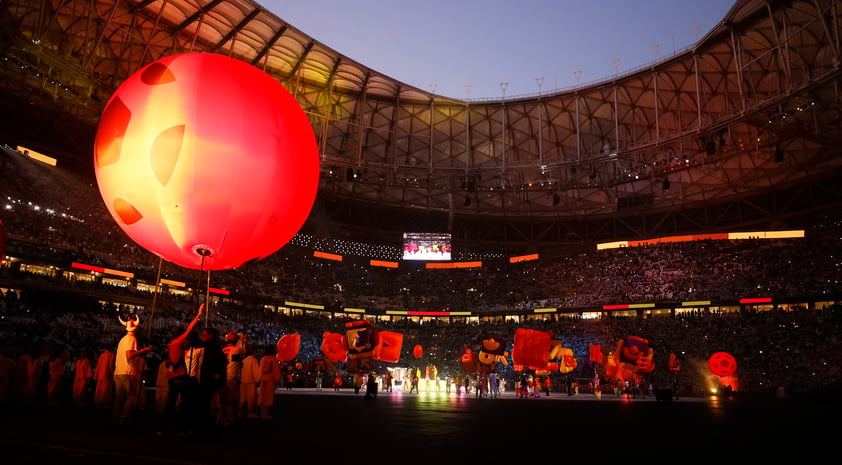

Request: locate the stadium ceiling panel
(1, 0), (842, 248)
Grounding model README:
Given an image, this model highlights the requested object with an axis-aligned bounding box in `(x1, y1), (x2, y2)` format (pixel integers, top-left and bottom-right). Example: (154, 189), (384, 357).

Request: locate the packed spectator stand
(1, 144), (841, 403)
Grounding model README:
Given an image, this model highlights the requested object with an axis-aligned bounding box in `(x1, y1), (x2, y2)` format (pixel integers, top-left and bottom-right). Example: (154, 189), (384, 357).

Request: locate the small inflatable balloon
(276, 333), (300, 362)
(94, 53), (320, 270)
(413, 344), (423, 359)
(708, 352), (737, 377)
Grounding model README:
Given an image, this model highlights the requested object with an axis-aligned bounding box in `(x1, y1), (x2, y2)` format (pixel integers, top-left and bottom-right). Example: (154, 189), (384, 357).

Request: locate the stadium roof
(1, 0), (842, 251)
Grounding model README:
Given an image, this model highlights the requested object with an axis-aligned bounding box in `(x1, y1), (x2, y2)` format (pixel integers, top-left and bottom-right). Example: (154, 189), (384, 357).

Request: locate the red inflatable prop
(94, 53), (319, 270)
(511, 328), (552, 369)
(708, 351), (737, 377)
(460, 349), (479, 373)
(668, 352), (682, 371)
(477, 350), (496, 365)
(478, 333), (507, 366)
(321, 332), (348, 363)
(276, 333), (301, 362)
(559, 347), (577, 373)
(480, 332), (507, 355)
(605, 352), (619, 379)
(589, 344), (605, 365)
(413, 344), (424, 359)
(345, 320), (374, 359)
(373, 331), (404, 363)
(615, 335), (655, 377)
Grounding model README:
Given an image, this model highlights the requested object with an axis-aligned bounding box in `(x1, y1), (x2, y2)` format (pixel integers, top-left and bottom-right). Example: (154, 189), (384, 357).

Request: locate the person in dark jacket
(365, 373), (377, 400)
(195, 327), (225, 436)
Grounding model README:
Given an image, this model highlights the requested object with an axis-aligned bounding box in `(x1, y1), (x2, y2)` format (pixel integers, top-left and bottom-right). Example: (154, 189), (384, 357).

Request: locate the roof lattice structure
(1, 0), (842, 251)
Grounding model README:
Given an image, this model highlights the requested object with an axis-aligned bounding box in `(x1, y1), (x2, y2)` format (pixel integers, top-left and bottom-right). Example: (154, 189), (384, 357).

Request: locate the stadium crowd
(1, 145), (841, 410)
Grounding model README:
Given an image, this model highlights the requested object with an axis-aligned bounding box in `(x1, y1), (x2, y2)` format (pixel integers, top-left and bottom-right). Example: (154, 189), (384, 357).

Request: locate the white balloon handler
(112, 314), (151, 424)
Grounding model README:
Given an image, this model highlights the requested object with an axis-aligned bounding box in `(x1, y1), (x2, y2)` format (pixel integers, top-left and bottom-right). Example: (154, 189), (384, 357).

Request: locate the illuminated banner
(510, 253), (539, 263)
(71, 262), (133, 278)
(17, 146), (57, 166)
(598, 230), (804, 250)
(314, 251), (342, 261)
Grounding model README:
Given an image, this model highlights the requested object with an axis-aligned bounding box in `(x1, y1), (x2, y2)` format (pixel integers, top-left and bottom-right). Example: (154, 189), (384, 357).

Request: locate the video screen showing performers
(402, 232), (452, 261)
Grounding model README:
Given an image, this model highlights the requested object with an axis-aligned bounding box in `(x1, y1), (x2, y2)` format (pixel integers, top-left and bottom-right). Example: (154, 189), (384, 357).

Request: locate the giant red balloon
(94, 53), (319, 270)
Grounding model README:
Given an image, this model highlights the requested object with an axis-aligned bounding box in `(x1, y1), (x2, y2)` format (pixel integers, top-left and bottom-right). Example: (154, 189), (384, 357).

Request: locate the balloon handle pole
(204, 268), (211, 328)
(148, 256), (164, 339)
(196, 252), (208, 328)
(194, 247), (213, 328)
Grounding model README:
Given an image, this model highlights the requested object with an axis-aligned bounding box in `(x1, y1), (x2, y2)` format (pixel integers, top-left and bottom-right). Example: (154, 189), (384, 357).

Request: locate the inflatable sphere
(708, 351), (738, 377)
(277, 333), (301, 362)
(94, 53), (319, 270)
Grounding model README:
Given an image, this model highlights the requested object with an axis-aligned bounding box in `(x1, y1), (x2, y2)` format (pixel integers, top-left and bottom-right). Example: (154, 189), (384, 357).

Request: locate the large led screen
(402, 232), (452, 261)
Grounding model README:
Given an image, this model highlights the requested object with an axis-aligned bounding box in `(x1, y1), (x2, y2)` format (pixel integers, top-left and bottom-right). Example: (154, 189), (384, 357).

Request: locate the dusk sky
(263, 0), (736, 99)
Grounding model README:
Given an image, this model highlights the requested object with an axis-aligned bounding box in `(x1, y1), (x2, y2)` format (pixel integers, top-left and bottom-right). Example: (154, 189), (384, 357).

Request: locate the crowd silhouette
(1, 144), (841, 416)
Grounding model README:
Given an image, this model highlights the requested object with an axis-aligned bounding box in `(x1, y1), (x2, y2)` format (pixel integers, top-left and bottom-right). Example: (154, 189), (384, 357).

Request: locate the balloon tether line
(147, 256), (164, 340)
